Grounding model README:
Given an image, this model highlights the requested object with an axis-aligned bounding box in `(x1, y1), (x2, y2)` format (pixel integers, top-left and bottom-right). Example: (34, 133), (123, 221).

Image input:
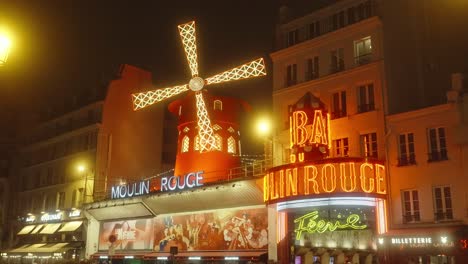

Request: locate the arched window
(182, 136), (189, 153)
(227, 136), (236, 154)
(194, 135), (200, 151)
(214, 100), (223, 110)
(215, 134), (223, 151)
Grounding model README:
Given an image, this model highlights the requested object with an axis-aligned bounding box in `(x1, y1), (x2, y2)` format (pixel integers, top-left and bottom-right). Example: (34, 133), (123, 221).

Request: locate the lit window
(398, 133), (416, 166)
(194, 135), (199, 151)
(360, 132), (377, 158)
(183, 127), (190, 133)
(402, 189), (420, 223)
(214, 100), (223, 110)
(215, 134), (222, 151)
(354, 36), (372, 65)
(228, 127), (235, 133)
(433, 186), (453, 221)
(227, 136), (236, 154)
(333, 138), (349, 157)
(427, 127), (448, 162)
(213, 124), (222, 131)
(182, 136), (189, 153)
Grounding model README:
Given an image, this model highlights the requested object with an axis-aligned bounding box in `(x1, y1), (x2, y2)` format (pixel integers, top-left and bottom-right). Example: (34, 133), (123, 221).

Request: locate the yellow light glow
(132, 84), (189, 110)
(77, 164), (86, 173)
(178, 21), (199, 77)
(195, 92), (217, 152)
(0, 33), (11, 66)
(256, 118), (271, 136)
(205, 58), (266, 85)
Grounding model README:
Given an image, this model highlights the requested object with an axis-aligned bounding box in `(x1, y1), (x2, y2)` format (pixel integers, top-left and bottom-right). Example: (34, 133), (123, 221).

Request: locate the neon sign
(41, 212), (62, 222)
(263, 159), (386, 202)
(25, 215), (36, 222)
(161, 171), (204, 191)
(294, 211), (367, 240)
(111, 180), (150, 199)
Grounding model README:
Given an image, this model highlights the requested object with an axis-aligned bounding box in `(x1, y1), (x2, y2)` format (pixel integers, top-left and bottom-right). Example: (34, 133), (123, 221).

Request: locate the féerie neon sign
(294, 211), (367, 240)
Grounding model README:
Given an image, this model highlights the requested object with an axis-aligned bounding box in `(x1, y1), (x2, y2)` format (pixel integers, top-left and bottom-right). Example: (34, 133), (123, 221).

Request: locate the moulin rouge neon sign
(294, 211), (367, 240)
(111, 171), (205, 199)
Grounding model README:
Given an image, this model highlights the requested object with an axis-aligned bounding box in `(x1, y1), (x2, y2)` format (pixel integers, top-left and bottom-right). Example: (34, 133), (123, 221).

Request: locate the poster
(99, 218), (154, 250)
(153, 207), (268, 252)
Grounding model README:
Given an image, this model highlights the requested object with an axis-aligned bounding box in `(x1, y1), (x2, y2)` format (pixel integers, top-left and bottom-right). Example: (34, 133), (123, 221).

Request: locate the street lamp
(76, 164), (93, 204)
(255, 117), (274, 168)
(0, 32), (11, 66)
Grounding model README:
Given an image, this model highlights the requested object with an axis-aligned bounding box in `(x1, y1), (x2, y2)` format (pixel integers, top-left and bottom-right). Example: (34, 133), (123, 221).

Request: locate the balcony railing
(305, 71), (319, 81)
(427, 150), (448, 162)
(397, 154), (416, 166)
(357, 103), (375, 113)
(354, 53), (373, 66)
(285, 78), (297, 87)
(434, 211), (453, 221)
(403, 213), (420, 223)
(329, 60), (345, 74)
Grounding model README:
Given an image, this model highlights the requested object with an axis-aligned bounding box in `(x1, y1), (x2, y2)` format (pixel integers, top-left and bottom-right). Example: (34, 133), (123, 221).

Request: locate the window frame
(331, 91), (347, 119)
(433, 186), (453, 221)
(360, 132), (378, 158)
(333, 138), (349, 157)
(402, 189), (421, 223)
(357, 83), (375, 113)
(398, 133), (416, 166)
(427, 127), (448, 162)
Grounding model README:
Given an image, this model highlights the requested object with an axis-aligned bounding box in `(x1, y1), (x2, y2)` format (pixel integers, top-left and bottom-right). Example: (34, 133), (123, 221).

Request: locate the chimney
(447, 73), (465, 103)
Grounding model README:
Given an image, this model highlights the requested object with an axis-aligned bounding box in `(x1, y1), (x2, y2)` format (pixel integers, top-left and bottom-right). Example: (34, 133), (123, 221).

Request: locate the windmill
(132, 21), (266, 153)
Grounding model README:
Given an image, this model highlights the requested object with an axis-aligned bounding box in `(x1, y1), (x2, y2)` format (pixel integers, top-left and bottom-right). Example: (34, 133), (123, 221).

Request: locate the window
(333, 138), (349, 157)
(71, 188), (83, 208)
(213, 124), (222, 131)
(305, 56), (319, 81)
(194, 135), (200, 151)
(308, 21), (320, 39)
(286, 64), (297, 86)
(433, 186), (453, 221)
(347, 6), (356, 24)
(357, 83), (375, 113)
(214, 134), (222, 151)
(354, 37), (372, 65)
(287, 29), (299, 47)
(427, 127), (448, 162)
(330, 48), (344, 73)
(227, 136), (236, 154)
(398, 133), (416, 166)
(181, 136), (189, 153)
(361, 132), (377, 158)
(332, 91), (347, 119)
(213, 100), (222, 110)
(332, 11), (345, 30)
(402, 190), (420, 223)
(57, 192), (65, 209)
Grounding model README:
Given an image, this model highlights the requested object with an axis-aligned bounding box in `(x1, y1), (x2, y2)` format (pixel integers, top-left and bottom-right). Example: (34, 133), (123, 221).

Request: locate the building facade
(1, 65), (172, 263)
(269, 0), (386, 263)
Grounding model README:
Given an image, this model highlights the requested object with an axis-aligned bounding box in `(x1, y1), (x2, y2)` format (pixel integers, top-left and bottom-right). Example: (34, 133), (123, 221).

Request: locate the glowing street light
(76, 164), (86, 173)
(0, 33), (11, 66)
(256, 118), (272, 137)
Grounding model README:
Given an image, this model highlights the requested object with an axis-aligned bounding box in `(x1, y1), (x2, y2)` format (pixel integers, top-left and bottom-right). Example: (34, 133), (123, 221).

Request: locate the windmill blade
(195, 91), (217, 152)
(132, 84), (189, 111)
(178, 21), (199, 77)
(205, 58), (266, 85)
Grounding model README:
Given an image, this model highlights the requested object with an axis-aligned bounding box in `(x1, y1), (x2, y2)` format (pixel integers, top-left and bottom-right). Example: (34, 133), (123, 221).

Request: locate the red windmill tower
(132, 21), (266, 182)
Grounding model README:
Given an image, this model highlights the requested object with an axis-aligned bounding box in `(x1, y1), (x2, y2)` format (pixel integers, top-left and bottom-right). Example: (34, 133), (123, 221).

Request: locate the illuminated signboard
(379, 236), (456, 249)
(110, 171), (205, 199)
(263, 158), (386, 203)
(69, 209), (81, 217)
(25, 215), (36, 222)
(40, 212), (63, 222)
(111, 180), (150, 199)
(294, 211), (367, 239)
(160, 171), (204, 191)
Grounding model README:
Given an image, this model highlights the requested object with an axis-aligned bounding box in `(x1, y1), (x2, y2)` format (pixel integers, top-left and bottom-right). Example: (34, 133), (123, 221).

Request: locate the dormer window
(214, 100), (223, 111)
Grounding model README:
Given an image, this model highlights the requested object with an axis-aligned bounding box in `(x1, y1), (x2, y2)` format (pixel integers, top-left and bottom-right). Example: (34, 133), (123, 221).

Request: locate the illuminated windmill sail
(132, 21), (266, 152)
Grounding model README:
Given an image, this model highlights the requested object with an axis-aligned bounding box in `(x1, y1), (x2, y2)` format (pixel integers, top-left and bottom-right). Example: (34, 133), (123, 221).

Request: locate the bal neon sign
(289, 109), (331, 163)
(161, 171), (204, 191)
(294, 211), (367, 240)
(263, 159), (386, 202)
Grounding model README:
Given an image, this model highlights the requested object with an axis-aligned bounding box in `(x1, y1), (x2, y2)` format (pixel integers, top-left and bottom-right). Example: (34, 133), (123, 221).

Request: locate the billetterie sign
(263, 158), (386, 203)
(111, 171), (204, 199)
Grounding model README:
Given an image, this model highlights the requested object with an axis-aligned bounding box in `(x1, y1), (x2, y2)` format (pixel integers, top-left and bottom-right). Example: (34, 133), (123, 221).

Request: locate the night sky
(0, 1), (281, 152)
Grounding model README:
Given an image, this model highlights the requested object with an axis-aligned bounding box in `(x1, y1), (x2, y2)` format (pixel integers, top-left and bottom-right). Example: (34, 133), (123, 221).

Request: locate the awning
(8, 243), (70, 253)
(39, 223), (62, 234)
(17, 225), (36, 235)
(58, 221), (83, 232)
(30, 224), (45, 234)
